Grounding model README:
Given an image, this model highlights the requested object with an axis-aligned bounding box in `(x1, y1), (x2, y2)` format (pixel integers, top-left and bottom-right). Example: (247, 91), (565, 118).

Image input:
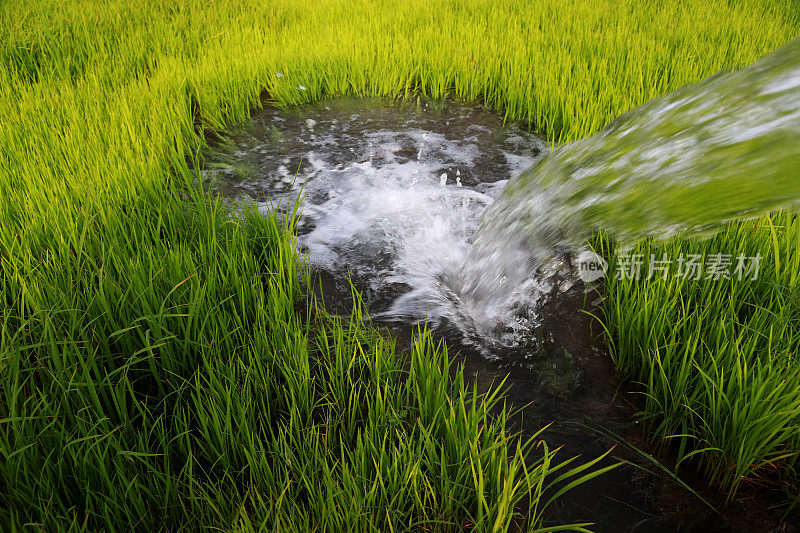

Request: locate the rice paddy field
(2, 0), (800, 530)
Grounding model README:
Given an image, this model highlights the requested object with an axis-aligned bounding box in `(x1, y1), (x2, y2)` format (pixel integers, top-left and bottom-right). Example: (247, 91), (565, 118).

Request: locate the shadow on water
(202, 97), (795, 532)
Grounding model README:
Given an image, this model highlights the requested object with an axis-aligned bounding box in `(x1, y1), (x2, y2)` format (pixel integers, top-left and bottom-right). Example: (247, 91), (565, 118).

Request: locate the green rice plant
(597, 212), (800, 499)
(0, 173), (610, 531)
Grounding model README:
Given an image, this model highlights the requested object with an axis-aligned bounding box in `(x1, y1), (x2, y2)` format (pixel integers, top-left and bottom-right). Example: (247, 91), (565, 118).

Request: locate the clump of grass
(596, 212), (800, 500)
(1, 175), (610, 530)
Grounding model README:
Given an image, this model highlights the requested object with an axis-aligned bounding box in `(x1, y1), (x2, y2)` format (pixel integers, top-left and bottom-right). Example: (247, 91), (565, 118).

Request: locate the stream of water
(461, 38), (800, 337)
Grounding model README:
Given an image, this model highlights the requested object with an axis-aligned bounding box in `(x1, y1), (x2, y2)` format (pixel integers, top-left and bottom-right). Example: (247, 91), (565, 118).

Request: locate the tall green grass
(0, 175), (611, 530)
(2, 0), (799, 528)
(597, 213), (800, 500)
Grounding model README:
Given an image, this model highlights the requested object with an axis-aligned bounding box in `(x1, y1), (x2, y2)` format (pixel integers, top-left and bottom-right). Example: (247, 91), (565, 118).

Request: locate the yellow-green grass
(2, 0), (800, 529)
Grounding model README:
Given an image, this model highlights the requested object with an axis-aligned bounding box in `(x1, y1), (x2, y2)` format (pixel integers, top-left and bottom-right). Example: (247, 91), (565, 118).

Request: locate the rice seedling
(597, 212), (800, 499)
(1, 173), (615, 530)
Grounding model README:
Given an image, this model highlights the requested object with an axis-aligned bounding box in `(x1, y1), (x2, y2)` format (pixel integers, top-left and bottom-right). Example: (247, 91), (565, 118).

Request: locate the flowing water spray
(203, 99), (546, 355)
(461, 38), (800, 324)
(205, 38), (800, 355)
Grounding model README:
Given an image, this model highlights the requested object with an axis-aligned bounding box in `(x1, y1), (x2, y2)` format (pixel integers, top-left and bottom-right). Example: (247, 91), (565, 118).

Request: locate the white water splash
(206, 99), (545, 355)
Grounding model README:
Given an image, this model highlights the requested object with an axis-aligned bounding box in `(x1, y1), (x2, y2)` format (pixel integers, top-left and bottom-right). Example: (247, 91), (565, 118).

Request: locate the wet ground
(201, 97), (795, 532)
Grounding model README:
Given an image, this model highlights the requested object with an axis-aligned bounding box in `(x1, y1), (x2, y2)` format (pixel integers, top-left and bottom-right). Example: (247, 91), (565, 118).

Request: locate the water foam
(205, 99), (545, 355)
